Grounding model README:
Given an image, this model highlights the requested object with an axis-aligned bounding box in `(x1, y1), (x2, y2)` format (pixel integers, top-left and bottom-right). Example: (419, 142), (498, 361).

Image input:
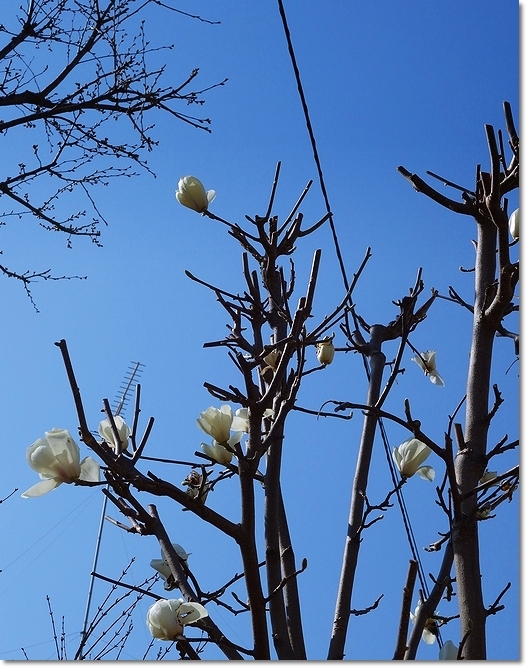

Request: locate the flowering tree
(20, 103), (518, 659)
(0, 0), (223, 302)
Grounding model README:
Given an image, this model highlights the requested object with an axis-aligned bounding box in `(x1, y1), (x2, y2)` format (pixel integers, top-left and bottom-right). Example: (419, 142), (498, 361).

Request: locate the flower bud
(175, 176), (215, 213)
(316, 338), (335, 365)
(509, 208), (519, 240)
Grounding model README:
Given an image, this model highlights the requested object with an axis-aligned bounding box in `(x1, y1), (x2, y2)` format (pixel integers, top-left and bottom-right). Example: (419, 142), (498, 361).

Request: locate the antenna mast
(80, 361), (145, 648)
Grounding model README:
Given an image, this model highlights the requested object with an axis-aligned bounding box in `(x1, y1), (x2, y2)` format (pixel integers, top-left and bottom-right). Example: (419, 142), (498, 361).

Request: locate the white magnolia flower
(150, 544), (189, 591)
(411, 350), (445, 387)
(22, 428), (100, 498)
(146, 598), (208, 641)
(410, 601), (437, 645)
(197, 405), (237, 444)
(175, 176), (215, 213)
(316, 338), (335, 365)
(392, 438), (435, 481)
(260, 348), (282, 378)
(508, 208), (519, 240)
(98, 415), (131, 452)
(230, 407), (274, 433)
(201, 432), (242, 465)
(439, 640), (459, 660)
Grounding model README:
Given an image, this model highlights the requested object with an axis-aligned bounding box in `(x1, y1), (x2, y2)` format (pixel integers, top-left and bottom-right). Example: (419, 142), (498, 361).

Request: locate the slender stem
(328, 325), (386, 659)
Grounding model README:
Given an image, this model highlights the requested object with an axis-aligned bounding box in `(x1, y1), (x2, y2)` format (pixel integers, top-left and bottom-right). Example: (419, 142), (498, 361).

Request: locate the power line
(277, 0), (350, 294)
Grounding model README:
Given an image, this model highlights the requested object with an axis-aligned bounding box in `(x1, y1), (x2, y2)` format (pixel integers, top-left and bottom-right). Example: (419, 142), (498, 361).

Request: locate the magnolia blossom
(508, 208), (519, 240)
(22, 428), (100, 498)
(316, 338), (335, 365)
(261, 348), (282, 379)
(230, 407), (274, 433)
(410, 601), (437, 645)
(175, 176), (215, 213)
(439, 640), (459, 659)
(201, 433), (242, 465)
(197, 405), (241, 444)
(151, 544), (189, 591)
(411, 350), (445, 387)
(146, 598), (208, 641)
(98, 415), (131, 452)
(392, 438), (435, 481)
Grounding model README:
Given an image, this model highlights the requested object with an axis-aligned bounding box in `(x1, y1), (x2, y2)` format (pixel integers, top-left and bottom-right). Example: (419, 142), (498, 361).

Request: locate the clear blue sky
(0, 0), (519, 660)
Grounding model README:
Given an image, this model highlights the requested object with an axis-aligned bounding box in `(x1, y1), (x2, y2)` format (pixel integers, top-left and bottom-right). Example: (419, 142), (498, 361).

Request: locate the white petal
(79, 457), (100, 482)
(416, 466), (435, 482)
(206, 189), (216, 205)
(429, 372), (445, 387)
(177, 602), (209, 626)
(422, 627), (437, 644)
(439, 640), (459, 660)
(21, 478), (63, 498)
(150, 559), (172, 580)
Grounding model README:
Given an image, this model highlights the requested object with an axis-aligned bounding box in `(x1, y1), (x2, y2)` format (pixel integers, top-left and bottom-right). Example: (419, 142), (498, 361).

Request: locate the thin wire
(277, 0), (350, 293)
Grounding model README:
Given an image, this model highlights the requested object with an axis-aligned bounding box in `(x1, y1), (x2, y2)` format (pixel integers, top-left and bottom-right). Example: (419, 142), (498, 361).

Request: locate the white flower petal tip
(175, 176), (215, 213)
(22, 428), (99, 498)
(509, 208), (519, 240)
(423, 627), (437, 644)
(411, 350), (445, 387)
(416, 465), (435, 482)
(21, 478), (63, 498)
(439, 640), (459, 660)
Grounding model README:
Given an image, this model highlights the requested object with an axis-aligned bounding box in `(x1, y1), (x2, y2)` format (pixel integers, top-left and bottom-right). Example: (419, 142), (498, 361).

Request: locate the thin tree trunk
(328, 325), (386, 659)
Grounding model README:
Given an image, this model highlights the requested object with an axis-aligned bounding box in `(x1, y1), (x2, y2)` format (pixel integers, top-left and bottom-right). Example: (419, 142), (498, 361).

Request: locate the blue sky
(0, 0), (519, 660)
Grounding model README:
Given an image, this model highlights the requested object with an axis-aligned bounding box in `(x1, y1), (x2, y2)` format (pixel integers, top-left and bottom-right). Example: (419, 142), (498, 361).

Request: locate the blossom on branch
(175, 176), (216, 213)
(146, 598), (208, 641)
(98, 415), (131, 452)
(201, 436), (239, 465)
(197, 405), (238, 444)
(392, 438), (435, 481)
(150, 543), (190, 591)
(411, 350), (445, 387)
(316, 337), (335, 365)
(410, 601), (438, 645)
(22, 428), (100, 498)
(230, 407), (274, 433)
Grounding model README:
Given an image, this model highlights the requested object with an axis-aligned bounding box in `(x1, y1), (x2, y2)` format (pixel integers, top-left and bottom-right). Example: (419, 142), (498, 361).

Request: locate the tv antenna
(80, 361), (145, 647)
